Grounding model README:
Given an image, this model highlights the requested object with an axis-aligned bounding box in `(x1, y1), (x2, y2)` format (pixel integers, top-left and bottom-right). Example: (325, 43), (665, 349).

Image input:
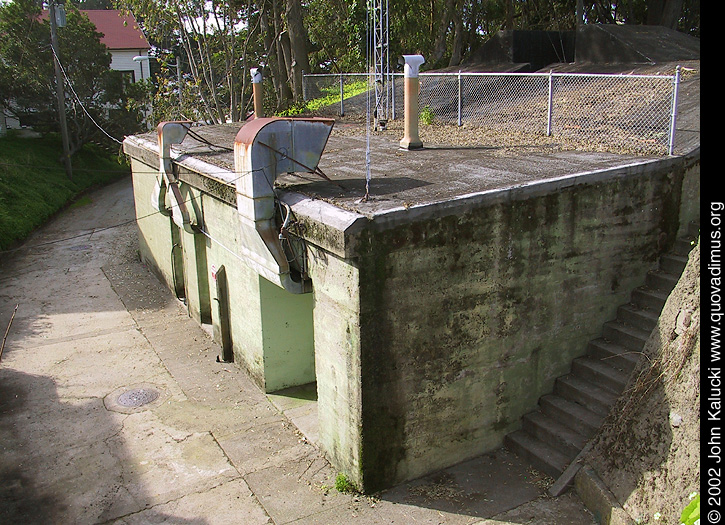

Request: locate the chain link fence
(303, 69), (681, 156)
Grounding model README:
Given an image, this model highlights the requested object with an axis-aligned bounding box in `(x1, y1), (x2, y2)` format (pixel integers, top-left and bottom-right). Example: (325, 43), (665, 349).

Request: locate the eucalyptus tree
(113, 0), (248, 123)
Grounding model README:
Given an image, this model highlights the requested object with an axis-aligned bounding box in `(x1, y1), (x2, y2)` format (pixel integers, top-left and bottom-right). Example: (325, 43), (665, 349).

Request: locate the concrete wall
(307, 246), (364, 486)
(351, 156), (697, 492)
(129, 150), (354, 476)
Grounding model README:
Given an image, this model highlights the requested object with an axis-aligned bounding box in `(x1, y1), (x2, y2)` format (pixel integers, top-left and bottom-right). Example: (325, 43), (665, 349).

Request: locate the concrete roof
(124, 61), (699, 225)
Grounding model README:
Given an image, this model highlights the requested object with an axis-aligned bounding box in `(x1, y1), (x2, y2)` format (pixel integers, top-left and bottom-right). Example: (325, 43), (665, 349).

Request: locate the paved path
(0, 177), (596, 524)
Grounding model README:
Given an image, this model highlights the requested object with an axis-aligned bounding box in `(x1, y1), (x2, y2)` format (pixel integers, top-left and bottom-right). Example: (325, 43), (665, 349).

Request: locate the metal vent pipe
(251, 68), (264, 119)
(399, 54), (425, 150)
(234, 117), (335, 293)
(155, 121), (195, 232)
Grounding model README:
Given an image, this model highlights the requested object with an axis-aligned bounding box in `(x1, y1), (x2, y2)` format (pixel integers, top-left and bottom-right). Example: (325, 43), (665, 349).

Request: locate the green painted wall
(260, 275), (315, 392)
(130, 158), (178, 293)
(307, 246), (363, 488)
(194, 189), (267, 386)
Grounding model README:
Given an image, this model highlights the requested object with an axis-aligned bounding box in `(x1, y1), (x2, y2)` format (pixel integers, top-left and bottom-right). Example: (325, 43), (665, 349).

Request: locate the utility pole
(49, 0), (73, 180)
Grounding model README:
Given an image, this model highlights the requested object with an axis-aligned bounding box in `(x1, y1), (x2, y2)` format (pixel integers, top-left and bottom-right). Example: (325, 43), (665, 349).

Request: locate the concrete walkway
(0, 177), (596, 524)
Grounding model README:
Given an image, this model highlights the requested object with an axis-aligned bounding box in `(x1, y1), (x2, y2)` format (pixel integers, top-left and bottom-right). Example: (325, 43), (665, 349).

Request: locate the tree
(114, 0), (253, 123)
(108, 0), (700, 121)
(0, 0), (146, 153)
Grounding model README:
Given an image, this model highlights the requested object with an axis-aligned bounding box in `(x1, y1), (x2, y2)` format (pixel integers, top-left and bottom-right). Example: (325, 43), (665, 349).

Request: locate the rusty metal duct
(234, 117), (335, 294)
(155, 121), (196, 233)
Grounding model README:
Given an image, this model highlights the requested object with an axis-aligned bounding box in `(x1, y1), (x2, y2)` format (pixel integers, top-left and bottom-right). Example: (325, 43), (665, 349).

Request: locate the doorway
(214, 265), (233, 363)
(170, 223), (186, 301)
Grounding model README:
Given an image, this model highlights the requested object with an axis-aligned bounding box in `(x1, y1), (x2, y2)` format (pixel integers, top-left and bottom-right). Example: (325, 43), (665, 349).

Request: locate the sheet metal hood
(234, 117), (335, 294)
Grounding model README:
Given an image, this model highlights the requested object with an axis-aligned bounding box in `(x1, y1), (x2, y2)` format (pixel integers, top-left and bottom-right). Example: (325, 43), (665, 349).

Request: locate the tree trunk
(285, 0), (309, 102)
(260, 1), (282, 106)
(647, 0), (684, 29)
(431, 0), (454, 65)
(448, 0), (463, 67)
(272, 0), (294, 106)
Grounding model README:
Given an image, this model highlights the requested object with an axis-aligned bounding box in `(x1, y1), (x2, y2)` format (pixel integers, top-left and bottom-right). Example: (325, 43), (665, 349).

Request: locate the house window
(120, 70), (136, 85)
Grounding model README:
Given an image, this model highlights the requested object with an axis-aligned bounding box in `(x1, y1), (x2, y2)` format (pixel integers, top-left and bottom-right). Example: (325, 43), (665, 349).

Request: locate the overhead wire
(0, 135), (320, 269)
(49, 44), (124, 145)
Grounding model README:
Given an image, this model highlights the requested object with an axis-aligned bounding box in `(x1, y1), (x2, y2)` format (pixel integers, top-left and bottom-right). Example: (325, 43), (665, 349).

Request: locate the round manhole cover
(116, 388), (160, 408)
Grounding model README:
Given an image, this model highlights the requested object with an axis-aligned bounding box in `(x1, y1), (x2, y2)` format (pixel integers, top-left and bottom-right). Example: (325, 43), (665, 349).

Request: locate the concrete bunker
(123, 56), (699, 491)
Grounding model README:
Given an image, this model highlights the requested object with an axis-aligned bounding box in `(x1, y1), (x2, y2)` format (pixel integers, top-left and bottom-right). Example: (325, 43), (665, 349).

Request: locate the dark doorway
(215, 265), (233, 363)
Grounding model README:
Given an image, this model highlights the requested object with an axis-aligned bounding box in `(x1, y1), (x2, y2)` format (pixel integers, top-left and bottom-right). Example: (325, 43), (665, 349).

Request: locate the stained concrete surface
(0, 176), (596, 524)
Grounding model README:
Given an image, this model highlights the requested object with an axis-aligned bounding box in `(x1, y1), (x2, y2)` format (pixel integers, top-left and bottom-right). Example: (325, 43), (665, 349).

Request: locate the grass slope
(0, 132), (130, 251)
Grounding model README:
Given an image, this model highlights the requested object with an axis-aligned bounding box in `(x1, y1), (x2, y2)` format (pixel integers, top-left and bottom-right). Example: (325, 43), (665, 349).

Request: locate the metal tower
(369, 0), (390, 130)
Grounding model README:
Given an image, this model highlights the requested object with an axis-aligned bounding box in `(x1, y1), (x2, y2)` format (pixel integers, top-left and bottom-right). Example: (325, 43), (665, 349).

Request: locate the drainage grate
(116, 387), (159, 408)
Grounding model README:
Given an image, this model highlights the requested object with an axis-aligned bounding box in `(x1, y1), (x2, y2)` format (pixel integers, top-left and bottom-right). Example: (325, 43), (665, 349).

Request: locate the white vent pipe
(399, 54), (425, 150)
(250, 68), (264, 119)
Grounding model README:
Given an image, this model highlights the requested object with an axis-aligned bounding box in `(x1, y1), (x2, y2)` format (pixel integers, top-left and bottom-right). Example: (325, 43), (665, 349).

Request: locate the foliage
(0, 132), (130, 251)
(0, 0), (147, 153)
(420, 105), (435, 125)
(680, 493), (699, 525)
(306, 0), (367, 72)
(275, 78), (368, 117)
(114, 0), (259, 124)
(2, 0), (696, 135)
(334, 472), (358, 494)
(111, 0), (699, 123)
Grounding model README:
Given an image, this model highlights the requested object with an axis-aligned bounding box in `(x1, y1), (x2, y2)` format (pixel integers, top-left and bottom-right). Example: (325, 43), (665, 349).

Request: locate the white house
(2, 9), (150, 134)
(82, 9), (151, 83)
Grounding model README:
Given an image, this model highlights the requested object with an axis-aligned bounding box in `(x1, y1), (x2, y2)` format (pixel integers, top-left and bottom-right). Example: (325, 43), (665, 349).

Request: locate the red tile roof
(82, 10), (149, 50)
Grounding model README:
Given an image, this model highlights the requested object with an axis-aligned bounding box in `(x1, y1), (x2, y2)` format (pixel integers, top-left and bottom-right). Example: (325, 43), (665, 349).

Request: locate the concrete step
(586, 338), (641, 371)
(504, 227), (698, 482)
(571, 356), (630, 394)
(602, 321), (651, 352)
(645, 270), (679, 294)
(616, 304), (659, 332)
(687, 221), (701, 238)
(522, 411), (588, 458)
(554, 374), (617, 416)
(673, 236), (696, 257)
(540, 394), (604, 437)
(631, 286), (669, 311)
(504, 430), (570, 479)
(659, 253), (688, 276)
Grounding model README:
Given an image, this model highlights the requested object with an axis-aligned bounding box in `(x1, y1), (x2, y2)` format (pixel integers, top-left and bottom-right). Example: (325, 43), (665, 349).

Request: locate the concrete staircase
(504, 223), (699, 480)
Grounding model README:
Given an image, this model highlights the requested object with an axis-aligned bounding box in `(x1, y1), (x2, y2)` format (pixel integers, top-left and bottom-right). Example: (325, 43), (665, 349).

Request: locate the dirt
(584, 238), (701, 524)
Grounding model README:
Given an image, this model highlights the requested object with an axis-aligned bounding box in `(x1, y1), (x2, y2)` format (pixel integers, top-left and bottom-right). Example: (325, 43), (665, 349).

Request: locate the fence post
(546, 70), (554, 136)
(668, 65), (680, 156)
(391, 72), (396, 120)
(457, 70), (463, 127)
(340, 74), (345, 117)
(302, 71), (306, 101)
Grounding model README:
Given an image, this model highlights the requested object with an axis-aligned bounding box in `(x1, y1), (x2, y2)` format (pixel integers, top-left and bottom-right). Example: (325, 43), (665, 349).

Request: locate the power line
(49, 44), (124, 145)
